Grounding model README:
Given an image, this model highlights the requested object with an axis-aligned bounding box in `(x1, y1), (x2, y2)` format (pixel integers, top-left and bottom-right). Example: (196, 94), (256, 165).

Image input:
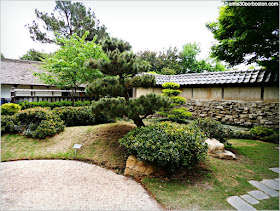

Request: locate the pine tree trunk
(133, 116), (145, 128)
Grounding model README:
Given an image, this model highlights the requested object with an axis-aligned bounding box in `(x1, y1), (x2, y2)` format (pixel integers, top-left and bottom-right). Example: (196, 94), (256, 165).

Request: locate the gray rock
(275, 178), (279, 182)
(247, 190), (270, 200)
(261, 179), (279, 190)
(227, 196), (257, 210)
(249, 180), (279, 197)
(240, 194), (259, 205)
(269, 167), (279, 174)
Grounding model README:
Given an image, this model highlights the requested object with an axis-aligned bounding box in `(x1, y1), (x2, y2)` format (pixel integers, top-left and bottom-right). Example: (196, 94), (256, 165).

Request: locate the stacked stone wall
(184, 100), (279, 129)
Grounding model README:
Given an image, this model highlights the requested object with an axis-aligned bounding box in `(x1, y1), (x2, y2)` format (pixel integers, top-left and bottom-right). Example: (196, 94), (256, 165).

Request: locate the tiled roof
(152, 69), (278, 86)
(1, 59), (85, 87)
(1, 59), (46, 85)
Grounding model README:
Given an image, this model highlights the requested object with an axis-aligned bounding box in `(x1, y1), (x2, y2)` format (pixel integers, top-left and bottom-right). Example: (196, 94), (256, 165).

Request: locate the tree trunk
(133, 116), (145, 128)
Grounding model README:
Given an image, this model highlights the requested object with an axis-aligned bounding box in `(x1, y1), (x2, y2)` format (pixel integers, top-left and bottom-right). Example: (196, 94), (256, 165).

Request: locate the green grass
(142, 139), (279, 210)
(1, 124), (279, 210)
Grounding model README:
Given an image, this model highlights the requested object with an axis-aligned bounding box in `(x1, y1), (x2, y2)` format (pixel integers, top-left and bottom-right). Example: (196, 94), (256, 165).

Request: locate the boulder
(124, 155), (159, 177)
(205, 138), (236, 160)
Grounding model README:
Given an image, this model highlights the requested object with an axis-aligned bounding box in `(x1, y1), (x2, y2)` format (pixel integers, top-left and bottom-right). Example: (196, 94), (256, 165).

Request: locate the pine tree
(86, 38), (171, 127)
(26, 1), (108, 44)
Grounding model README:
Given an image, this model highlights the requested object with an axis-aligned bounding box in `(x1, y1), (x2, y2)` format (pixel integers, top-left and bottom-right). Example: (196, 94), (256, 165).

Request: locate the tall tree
(20, 49), (50, 61)
(86, 38), (171, 127)
(35, 31), (107, 104)
(26, 1), (108, 44)
(206, 3), (279, 71)
(180, 43), (226, 74)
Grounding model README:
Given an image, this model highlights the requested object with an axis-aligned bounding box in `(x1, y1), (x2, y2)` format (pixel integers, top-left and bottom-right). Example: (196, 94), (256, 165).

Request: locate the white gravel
(1, 160), (162, 210)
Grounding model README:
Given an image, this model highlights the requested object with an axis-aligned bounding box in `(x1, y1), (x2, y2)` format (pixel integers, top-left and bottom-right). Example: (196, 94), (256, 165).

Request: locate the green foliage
(166, 108), (192, 123)
(162, 89), (181, 97)
(162, 82), (180, 89)
(119, 121), (207, 171)
(26, 1), (108, 44)
(161, 67), (176, 75)
(87, 37), (170, 127)
(19, 101), (90, 110)
(1, 103), (21, 115)
(20, 49), (49, 61)
(170, 96), (186, 105)
(1, 116), (16, 133)
(36, 32), (107, 91)
(2, 107), (65, 139)
(180, 43), (227, 73)
(1, 53), (5, 59)
(53, 106), (93, 126)
(190, 118), (233, 144)
(101, 37), (131, 53)
(206, 4), (279, 71)
(250, 126), (279, 143)
(136, 47), (182, 74)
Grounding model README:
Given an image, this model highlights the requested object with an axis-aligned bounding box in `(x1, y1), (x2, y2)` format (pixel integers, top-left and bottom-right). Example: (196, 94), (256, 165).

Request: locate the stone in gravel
(247, 190), (270, 200)
(249, 180), (279, 197)
(261, 179), (279, 190)
(227, 196), (257, 210)
(269, 167), (279, 174)
(240, 194), (259, 205)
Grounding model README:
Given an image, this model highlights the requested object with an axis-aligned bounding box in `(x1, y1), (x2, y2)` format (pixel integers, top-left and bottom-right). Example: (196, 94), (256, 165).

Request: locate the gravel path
(1, 160), (162, 210)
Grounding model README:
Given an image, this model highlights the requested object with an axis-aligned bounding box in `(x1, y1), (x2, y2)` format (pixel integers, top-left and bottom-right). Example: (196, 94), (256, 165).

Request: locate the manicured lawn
(1, 122), (279, 210)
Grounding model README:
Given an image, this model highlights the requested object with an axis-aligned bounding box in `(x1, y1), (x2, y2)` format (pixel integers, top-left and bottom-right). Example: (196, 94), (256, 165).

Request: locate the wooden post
(11, 87), (16, 103)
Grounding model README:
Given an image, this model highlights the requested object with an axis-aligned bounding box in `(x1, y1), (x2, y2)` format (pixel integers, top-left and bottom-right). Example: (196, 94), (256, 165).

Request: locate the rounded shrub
(119, 121), (207, 171)
(1, 103), (21, 115)
(170, 96), (187, 105)
(250, 126), (279, 143)
(1, 116), (16, 134)
(162, 82), (180, 89)
(190, 118), (233, 144)
(14, 107), (65, 139)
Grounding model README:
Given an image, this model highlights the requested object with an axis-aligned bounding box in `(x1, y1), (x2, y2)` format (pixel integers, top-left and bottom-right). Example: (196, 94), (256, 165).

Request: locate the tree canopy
(35, 31), (107, 104)
(206, 3), (279, 71)
(26, 1), (108, 44)
(20, 49), (50, 61)
(86, 38), (171, 127)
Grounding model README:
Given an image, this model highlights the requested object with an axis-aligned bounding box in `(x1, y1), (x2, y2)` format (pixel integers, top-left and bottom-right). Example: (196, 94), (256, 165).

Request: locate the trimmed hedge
(1, 107), (65, 139)
(1, 103), (21, 115)
(19, 100), (91, 110)
(119, 121), (207, 171)
(250, 126), (279, 143)
(53, 106), (114, 127)
(190, 118), (233, 145)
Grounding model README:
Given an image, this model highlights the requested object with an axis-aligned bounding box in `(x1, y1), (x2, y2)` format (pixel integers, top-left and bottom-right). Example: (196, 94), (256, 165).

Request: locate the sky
(1, 0), (223, 61)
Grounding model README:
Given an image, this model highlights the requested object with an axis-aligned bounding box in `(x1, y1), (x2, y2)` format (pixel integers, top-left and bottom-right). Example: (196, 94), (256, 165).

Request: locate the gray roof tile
(150, 69), (278, 86)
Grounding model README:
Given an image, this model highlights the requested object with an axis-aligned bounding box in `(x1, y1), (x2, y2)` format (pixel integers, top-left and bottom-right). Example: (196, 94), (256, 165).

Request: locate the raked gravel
(1, 160), (162, 210)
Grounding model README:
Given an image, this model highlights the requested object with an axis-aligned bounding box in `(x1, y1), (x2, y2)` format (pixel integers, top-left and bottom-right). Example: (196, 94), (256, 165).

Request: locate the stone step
(261, 179), (279, 190)
(247, 190), (270, 200)
(269, 167), (279, 174)
(227, 196), (257, 210)
(240, 194), (259, 205)
(249, 180), (279, 197)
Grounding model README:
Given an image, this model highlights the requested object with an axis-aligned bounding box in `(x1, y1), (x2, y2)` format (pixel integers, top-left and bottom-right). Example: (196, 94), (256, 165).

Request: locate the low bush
(1, 103), (21, 115)
(190, 118), (233, 145)
(119, 121), (207, 171)
(2, 107), (65, 139)
(1, 116), (16, 133)
(162, 82), (180, 89)
(53, 107), (95, 126)
(250, 126), (279, 143)
(19, 100), (91, 110)
(53, 106), (114, 127)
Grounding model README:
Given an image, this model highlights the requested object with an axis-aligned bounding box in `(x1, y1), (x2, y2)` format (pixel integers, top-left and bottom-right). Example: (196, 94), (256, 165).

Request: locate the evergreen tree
(86, 38), (171, 127)
(26, 1), (108, 44)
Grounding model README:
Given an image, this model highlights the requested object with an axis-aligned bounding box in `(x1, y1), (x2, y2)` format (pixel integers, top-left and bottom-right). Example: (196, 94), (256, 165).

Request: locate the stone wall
(184, 100), (279, 129)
